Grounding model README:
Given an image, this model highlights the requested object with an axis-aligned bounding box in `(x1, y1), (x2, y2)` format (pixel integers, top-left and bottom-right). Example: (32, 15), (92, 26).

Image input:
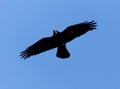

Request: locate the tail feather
(56, 44), (70, 59)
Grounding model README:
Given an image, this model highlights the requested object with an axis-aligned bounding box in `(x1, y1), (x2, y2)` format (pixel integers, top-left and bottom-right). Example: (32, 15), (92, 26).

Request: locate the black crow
(20, 21), (97, 59)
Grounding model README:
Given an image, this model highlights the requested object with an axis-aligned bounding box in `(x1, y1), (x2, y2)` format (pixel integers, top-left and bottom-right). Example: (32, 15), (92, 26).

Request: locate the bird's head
(53, 30), (60, 36)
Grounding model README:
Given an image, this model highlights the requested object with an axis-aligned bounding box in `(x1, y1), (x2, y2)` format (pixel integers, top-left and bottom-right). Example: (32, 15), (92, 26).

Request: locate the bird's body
(20, 21), (97, 59)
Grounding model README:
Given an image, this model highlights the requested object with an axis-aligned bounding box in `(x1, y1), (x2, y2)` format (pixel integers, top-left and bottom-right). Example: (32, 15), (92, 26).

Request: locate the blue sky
(0, 0), (120, 89)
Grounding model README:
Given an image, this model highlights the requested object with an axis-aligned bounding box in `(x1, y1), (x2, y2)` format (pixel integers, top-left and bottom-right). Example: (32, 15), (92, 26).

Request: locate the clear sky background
(0, 0), (120, 89)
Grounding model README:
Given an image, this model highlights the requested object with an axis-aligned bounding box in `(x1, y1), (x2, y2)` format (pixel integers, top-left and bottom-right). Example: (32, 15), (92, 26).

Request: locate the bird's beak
(53, 30), (58, 35)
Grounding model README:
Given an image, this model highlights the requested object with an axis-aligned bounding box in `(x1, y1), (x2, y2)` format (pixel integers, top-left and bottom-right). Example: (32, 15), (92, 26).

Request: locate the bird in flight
(20, 20), (97, 59)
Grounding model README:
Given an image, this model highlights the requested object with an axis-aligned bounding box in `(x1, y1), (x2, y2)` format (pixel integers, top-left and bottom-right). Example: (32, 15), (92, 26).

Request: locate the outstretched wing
(20, 37), (57, 59)
(61, 20), (97, 43)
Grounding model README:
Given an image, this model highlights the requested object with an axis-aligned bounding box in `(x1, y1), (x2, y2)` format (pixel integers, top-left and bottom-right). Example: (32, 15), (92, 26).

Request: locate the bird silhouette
(20, 21), (97, 59)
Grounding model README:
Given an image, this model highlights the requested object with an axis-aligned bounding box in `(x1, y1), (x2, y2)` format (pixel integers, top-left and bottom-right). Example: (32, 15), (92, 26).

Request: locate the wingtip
(83, 20), (97, 30)
(20, 50), (30, 60)
(84, 20), (97, 24)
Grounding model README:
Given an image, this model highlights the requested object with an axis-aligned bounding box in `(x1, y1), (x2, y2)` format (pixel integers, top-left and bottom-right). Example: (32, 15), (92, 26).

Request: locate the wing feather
(20, 37), (57, 59)
(61, 21), (97, 42)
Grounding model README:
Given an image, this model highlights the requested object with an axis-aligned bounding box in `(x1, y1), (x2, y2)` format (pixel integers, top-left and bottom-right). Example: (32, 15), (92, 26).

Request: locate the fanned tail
(56, 44), (70, 59)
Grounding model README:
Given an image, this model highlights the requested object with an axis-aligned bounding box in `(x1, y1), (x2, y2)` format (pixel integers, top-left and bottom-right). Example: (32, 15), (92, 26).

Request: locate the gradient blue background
(0, 0), (120, 89)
